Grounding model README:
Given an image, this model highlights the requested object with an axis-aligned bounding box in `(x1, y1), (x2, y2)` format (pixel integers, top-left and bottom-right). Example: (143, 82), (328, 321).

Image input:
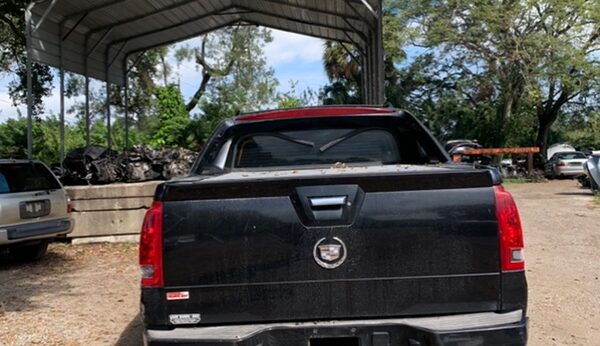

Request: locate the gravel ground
(508, 180), (600, 345)
(0, 179), (598, 345)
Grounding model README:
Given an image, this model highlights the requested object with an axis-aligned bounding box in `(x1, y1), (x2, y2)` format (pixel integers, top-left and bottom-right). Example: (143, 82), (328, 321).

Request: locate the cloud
(0, 79), (80, 123)
(0, 88), (23, 122)
(264, 29), (325, 66)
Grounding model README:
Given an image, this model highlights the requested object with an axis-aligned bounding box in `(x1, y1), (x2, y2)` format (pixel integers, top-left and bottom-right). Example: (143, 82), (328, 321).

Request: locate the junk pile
(60, 145), (198, 185)
(444, 139), (543, 179)
(444, 139), (492, 165)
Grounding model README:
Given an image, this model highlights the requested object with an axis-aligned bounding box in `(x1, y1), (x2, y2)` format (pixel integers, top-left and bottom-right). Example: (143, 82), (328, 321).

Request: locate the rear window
(0, 162), (61, 194)
(234, 128), (405, 169)
(555, 152), (586, 160)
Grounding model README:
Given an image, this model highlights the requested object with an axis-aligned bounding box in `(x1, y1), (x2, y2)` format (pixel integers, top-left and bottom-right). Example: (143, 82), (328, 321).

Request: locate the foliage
(175, 25), (277, 113)
(321, 0), (599, 157)
(0, 114), (142, 164)
(1, 0), (53, 114)
(173, 26), (279, 145)
(551, 108), (600, 150)
(414, 0), (600, 154)
(321, 0), (420, 104)
(150, 85), (191, 148)
(276, 81), (317, 109)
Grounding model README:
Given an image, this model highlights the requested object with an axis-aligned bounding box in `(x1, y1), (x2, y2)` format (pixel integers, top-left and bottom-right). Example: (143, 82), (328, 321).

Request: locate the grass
(594, 193), (600, 205)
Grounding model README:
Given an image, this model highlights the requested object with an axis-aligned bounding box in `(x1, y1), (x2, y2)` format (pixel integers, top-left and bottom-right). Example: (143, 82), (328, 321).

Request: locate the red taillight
(555, 161), (566, 167)
(494, 185), (524, 272)
(139, 201), (163, 287)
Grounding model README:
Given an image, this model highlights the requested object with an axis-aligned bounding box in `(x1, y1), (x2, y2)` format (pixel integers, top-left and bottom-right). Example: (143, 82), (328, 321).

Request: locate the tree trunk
(535, 90), (574, 159)
(159, 54), (169, 87)
(185, 72), (211, 113)
(535, 117), (553, 159)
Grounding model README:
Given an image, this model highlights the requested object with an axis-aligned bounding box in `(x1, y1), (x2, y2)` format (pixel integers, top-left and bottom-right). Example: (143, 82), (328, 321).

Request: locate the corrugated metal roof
(29, 0), (380, 86)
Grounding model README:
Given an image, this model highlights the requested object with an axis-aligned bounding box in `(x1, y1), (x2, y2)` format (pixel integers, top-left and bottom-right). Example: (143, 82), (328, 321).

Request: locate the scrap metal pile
(59, 145), (197, 185)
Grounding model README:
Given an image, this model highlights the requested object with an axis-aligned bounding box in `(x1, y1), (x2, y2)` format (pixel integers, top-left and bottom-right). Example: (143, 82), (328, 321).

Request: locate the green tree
(321, 0), (419, 104)
(175, 25), (277, 113)
(276, 81), (317, 109)
(150, 85), (190, 148)
(412, 0), (599, 154)
(1, 0), (53, 114)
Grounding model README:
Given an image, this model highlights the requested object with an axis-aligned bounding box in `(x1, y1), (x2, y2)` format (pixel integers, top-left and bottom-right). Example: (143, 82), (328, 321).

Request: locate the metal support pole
(32, 0), (58, 32)
(84, 75), (90, 145)
(373, 0), (385, 104)
(360, 50), (368, 104)
(105, 49), (111, 150)
(83, 28), (115, 147)
(84, 36), (91, 146)
(25, 4), (34, 159)
(123, 56), (129, 149)
(59, 22), (65, 168)
(364, 36), (373, 104)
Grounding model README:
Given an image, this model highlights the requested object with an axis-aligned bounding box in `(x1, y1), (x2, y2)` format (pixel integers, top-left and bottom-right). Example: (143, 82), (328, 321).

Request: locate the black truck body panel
(141, 108), (527, 345)
(146, 168), (505, 327)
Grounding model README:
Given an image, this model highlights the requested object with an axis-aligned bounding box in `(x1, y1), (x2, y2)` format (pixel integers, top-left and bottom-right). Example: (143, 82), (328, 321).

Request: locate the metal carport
(24, 0), (385, 161)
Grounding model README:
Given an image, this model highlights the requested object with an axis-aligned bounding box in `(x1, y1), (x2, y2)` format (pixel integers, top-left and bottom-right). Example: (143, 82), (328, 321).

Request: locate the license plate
(19, 200), (51, 219)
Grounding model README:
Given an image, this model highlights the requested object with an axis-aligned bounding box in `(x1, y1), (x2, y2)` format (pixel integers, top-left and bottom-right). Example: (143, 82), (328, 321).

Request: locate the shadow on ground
(116, 313), (144, 346)
(0, 245), (78, 312)
(555, 191), (594, 196)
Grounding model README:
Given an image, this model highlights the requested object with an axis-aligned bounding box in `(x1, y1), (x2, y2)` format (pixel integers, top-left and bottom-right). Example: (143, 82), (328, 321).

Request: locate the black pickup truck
(139, 106), (527, 346)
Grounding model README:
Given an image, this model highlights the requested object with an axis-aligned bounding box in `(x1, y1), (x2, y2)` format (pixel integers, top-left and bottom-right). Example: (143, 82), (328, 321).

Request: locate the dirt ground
(0, 179), (598, 345)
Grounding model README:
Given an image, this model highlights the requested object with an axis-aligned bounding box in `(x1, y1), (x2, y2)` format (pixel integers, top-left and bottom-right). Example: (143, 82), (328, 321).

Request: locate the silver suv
(0, 159), (73, 260)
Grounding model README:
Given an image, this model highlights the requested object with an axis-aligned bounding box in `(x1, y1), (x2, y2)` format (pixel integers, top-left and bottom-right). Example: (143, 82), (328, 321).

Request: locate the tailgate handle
(309, 196), (347, 208)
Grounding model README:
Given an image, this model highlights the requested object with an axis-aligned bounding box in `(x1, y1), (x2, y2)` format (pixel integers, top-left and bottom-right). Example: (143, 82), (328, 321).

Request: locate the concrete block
(69, 209), (147, 237)
(65, 181), (161, 200)
(71, 197), (153, 212)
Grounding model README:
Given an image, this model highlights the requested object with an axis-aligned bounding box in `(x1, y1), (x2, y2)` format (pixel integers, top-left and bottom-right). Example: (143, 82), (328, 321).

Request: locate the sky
(0, 29), (329, 123)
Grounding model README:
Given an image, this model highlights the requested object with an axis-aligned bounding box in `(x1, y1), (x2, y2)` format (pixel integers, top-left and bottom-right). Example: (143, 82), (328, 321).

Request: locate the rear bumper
(0, 218), (73, 245)
(144, 310), (527, 346)
(555, 167), (584, 176)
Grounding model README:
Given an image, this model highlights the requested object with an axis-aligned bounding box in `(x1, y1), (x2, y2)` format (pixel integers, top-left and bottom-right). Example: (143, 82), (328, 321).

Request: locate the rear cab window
(234, 129), (402, 169)
(194, 114), (448, 174)
(555, 152), (587, 160)
(0, 162), (61, 194)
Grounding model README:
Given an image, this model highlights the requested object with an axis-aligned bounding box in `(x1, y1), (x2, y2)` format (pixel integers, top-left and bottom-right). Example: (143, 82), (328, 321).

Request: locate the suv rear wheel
(10, 240), (49, 261)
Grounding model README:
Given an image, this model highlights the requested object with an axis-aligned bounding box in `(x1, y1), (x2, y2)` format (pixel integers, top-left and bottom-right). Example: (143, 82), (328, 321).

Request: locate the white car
(0, 159), (73, 260)
(544, 151), (588, 179)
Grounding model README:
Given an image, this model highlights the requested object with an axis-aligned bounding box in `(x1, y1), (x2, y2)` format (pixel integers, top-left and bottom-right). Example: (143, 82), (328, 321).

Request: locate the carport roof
(29, 0), (381, 86)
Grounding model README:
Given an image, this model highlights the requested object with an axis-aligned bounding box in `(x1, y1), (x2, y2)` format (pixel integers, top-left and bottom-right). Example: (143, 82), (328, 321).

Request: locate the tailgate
(154, 167), (500, 326)
(0, 190), (67, 227)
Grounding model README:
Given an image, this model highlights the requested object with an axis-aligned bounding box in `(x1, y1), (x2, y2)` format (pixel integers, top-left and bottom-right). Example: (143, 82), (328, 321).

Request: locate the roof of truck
(235, 106), (397, 122)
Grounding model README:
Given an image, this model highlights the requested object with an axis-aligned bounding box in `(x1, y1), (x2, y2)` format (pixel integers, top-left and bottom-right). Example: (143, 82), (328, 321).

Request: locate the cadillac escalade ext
(139, 106), (528, 345)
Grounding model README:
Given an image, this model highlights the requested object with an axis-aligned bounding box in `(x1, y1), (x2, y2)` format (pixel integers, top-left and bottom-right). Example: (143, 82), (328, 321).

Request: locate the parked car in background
(546, 143), (576, 160)
(0, 159), (73, 261)
(544, 151), (588, 179)
(583, 155), (600, 192)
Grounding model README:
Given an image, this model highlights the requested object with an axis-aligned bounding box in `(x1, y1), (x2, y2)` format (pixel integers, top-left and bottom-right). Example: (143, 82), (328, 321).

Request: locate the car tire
(10, 240), (49, 261)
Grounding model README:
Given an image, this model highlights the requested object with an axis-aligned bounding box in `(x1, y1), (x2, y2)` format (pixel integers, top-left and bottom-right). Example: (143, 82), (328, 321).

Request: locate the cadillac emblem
(313, 237), (347, 269)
